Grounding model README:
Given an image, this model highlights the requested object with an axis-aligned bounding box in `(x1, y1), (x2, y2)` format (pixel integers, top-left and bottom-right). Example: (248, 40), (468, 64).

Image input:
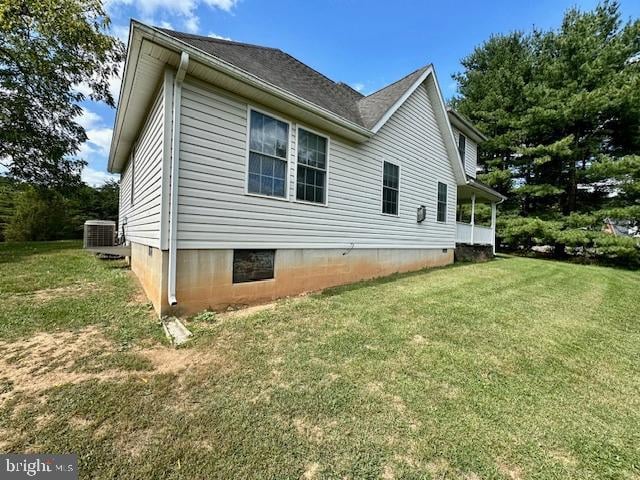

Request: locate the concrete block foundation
(129, 243), (454, 316)
(454, 243), (494, 263)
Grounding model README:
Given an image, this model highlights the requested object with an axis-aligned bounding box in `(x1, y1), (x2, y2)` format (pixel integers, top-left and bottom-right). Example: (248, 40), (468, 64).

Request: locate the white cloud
(107, 0), (239, 35)
(111, 24), (130, 43)
(109, 69), (123, 102)
(77, 108), (102, 129)
(208, 32), (232, 40)
(183, 15), (199, 33)
(203, 0), (238, 11)
(82, 166), (118, 186)
(72, 68), (122, 104)
(84, 127), (113, 156)
(351, 82), (365, 92)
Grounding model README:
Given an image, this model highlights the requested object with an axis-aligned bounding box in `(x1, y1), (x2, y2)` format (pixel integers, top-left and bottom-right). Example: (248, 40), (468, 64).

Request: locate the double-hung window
(437, 182), (447, 222)
(296, 128), (328, 204)
(247, 110), (289, 198)
(382, 161), (399, 215)
(458, 133), (466, 166)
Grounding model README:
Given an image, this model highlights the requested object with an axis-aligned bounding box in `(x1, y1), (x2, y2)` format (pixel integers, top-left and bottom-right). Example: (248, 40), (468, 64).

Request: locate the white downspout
(168, 52), (189, 306)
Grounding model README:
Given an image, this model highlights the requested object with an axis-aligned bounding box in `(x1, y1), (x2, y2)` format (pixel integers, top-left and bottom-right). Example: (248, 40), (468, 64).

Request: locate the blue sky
(80, 0), (640, 185)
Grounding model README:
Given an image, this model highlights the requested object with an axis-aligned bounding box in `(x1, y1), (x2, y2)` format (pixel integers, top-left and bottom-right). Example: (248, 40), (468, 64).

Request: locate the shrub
(4, 187), (71, 241)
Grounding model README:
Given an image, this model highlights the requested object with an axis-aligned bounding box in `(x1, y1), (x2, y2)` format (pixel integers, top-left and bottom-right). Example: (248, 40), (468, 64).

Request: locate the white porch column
(470, 193), (476, 245)
(491, 202), (497, 255)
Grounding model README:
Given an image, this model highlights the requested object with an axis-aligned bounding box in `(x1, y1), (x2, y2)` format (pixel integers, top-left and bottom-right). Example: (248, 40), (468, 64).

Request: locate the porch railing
(456, 222), (494, 246)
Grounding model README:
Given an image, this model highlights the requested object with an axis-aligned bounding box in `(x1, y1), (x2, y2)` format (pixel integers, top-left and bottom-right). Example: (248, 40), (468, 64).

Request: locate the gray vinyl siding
(118, 86), (164, 248)
(176, 77), (457, 249)
(452, 127), (477, 178)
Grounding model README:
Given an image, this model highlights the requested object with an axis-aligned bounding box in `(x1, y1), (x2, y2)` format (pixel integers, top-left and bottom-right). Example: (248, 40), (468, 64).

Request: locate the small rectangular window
(233, 249), (275, 283)
(382, 161), (399, 215)
(458, 133), (466, 165)
(296, 128), (328, 204)
(247, 110), (289, 198)
(437, 182), (447, 222)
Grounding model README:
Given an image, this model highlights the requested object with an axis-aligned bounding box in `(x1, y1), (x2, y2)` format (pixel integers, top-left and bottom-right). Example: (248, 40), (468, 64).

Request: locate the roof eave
(110, 22), (373, 173)
(107, 20), (142, 173)
(465, 177), (507, 202)
(447, 109), (488, 143)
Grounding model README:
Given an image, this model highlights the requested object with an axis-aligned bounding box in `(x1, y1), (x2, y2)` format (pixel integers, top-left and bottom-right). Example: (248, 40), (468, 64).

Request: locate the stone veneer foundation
(129, 244), (454, 316)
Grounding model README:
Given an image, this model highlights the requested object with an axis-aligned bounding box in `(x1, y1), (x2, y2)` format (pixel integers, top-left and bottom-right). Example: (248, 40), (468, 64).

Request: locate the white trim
(470, 193), (476, 245)
(293, 124), (330, 207)
(491, 201), (497, 255)
(109, 21), (372, 172)
(427, 68), (468, 185)
(380, 159), (401, 217)
(177, 242), (456, 250)
(371, 68), (432, 134)
(244, 105), (292, 202)
(370, 66), (467, 186)
(436, 181), (448, 223)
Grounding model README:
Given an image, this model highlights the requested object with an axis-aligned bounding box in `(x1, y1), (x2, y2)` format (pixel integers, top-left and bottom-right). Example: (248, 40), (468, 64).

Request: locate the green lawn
(1, 242), (639, 479)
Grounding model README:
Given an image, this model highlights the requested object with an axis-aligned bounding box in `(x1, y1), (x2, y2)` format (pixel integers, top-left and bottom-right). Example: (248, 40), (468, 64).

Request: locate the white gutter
(167, 51), (189, 306)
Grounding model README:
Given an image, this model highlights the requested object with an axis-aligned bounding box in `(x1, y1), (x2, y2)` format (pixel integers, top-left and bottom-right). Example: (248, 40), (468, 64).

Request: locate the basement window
(233, 249), (275, 283)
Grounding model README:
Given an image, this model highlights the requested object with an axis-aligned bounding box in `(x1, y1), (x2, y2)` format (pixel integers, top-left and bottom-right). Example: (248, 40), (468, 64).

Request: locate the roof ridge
(158, 26), (351, 93)
(362, 64), (431, 99)
(157, 27), (281, 52)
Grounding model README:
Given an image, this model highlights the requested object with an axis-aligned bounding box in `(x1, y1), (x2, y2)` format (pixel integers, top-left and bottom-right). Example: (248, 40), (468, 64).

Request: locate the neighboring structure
(109, 22), (505, 315)
(603, 218), (640, 238)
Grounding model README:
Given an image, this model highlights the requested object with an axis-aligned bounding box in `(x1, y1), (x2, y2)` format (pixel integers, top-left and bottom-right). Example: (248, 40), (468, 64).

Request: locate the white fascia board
(428, 68), (468, 186)
(370, 66), (433, 134)
(108, 21), (143, 173)
(369, 66), (468, 186)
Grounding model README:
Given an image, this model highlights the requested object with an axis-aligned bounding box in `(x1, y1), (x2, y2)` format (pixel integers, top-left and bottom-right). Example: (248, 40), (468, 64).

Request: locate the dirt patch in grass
(498, 461), (524, 480)
(0, 327), (235, 405)
(25, 282), (98, 302)
(302, 462), (320, 479)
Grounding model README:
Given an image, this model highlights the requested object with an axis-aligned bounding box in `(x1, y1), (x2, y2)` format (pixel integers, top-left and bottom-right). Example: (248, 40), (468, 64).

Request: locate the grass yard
(1, 242), (639, 479)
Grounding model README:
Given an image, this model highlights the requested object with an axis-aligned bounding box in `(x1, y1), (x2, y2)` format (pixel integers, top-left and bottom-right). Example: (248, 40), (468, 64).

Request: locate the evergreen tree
(452, 0), (640, 265)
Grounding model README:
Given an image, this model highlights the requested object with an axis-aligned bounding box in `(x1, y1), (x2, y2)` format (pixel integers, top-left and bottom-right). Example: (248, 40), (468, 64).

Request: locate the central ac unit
(83, 220), (116, 249)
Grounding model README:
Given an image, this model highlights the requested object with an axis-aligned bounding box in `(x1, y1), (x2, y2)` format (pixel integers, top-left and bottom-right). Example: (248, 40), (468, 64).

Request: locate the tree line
(0, 178), (119, 242)
(452, 0), (639, 267)
(1, 0), (638, 266)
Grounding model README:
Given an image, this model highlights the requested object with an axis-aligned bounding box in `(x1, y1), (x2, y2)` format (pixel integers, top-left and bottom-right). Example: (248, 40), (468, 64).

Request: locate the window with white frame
(458, 133), (466, 166)
(437, 182), (447, 222)
(247, 110), (289, 198)
(382, 161), (399, 215)
(296, 128), (328, 204)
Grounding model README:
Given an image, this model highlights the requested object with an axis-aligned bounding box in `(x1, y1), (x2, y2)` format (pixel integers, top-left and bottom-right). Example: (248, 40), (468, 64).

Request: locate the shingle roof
(357, 66), (431, 129)
(159, 28), (430, 130)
